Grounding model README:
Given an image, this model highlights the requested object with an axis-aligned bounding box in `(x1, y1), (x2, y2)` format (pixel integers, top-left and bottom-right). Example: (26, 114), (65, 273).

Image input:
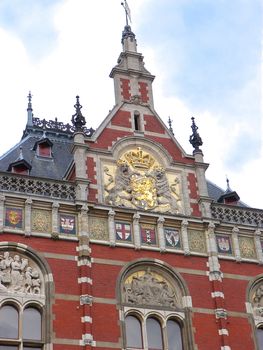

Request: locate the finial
(71, 95), (86, 132)
(121, 0), (131, 26)
(226, 176), (231, 192)
(189, 117), (203, 154)
(27, 91), (33, 126)
(18, 146), (24, 160)
(168, 117), (174, 135)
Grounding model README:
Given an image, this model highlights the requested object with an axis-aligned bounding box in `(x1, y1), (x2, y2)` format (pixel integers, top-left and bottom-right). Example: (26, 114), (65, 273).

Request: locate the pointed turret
(110, 23), (155, 107)
(27, 91), (33, 126)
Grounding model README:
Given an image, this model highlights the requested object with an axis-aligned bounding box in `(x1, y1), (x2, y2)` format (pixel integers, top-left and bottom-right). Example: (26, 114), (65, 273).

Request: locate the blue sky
(0, 0), (262, 207)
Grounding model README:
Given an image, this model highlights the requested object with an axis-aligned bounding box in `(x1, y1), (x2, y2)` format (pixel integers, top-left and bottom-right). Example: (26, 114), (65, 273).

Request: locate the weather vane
(121, 0), (132, 25)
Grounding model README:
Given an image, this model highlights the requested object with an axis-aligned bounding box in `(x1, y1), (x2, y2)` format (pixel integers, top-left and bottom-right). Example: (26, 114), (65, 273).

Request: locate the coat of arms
(140, 224), (156, 245)
(5, 208), (23, 229)
(216, 235), (232, 254)
(104, 147), (181, 213)
(164, 228), (180, 248)
(115, 222), (132, 241)
(60, 215), (76, 234)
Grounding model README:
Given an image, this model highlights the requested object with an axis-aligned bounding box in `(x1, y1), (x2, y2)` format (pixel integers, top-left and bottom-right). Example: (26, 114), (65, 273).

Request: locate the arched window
(146, 317), (163, 350)
(0, 304), (43, 349)
(167, 319), (183, 350)
(257, 327), (263, 349)
(125, 315), (143, 348)
(120, 261), (194, 349)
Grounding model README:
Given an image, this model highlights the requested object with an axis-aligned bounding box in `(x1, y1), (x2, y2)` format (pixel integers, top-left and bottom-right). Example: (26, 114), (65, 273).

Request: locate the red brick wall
(111, 110), (131, 128)
(138, 82), (149, 103)
(120, 78), (131, 100)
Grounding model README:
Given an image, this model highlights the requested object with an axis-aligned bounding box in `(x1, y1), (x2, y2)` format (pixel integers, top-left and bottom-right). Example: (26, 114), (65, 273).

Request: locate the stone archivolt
(104, 147), (181, 213)
(123, 268), (180, 308)
(0, 251), (42, 295)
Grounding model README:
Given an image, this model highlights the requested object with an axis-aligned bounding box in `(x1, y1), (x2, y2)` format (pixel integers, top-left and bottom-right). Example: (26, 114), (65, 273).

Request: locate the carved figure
(124, 269), (178, 308)
(0, 251), (42, 295)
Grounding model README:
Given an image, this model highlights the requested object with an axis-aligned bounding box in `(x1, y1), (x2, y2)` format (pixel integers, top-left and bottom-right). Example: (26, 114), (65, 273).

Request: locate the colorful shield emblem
(60, 215), (76, 234)
(216, 235), (232, 254)
(5, 208), (23, 229)
(140, 225), (156, 245)
(165, 228), (180, 248)
(115, 222), (132, 241)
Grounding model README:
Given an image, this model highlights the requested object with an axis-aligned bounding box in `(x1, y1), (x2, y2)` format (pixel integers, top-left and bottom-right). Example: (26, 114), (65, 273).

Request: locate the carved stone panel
(5, 207), (24, 229)
(188, 230), (207, 253)
(239, 236), (256, 259)
(104, 147), (182, 214)
(88, 216), (108, 241)
(32, 209), (52, 233)
(123, 268), (181, 308)
(251, 282), (263, 318)
(0, 251), (43, 296)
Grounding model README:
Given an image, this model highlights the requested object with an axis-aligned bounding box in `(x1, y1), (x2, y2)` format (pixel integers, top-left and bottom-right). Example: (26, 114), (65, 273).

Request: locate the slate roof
(0, 130), (73, 181)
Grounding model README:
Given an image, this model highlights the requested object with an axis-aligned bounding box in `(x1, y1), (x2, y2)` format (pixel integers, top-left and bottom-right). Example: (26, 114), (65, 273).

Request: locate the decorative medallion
(59, 214), (76, 235)
(115, 222), (132, 242)
(104, 147), (181, 214)
(5, 207), (23, 229)
(216, 235), (232, 255)
(0, 251), (43, 295)
(239, 236), (256, 259)
(188, 230), (206, 253)
(164, 228), (180, 248)
(31, 209), (51, 233)
(123, 268), (179, 308)
(140, 224), (157, 245)
(88, 216), (108, 241)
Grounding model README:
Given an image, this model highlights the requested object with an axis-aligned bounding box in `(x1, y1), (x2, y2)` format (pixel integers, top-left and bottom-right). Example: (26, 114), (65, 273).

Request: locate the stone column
(254, 228), (263, 264)
(133, 212), (141, 249)
(51, 202), (60, 239)
(157, 216), (165, 252)
(232, 226), (241, 262)
(0, 194), (5, 232)
(25, 198), (32, 237)
(181, 219), (190, 255)
(108, 209), (116, 246)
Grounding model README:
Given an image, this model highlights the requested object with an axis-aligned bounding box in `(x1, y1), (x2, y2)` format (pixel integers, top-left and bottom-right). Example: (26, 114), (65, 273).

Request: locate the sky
(0, 0), (262, 208)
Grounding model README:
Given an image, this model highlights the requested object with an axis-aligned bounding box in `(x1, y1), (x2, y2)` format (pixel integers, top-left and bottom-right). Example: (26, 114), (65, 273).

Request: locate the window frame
(0, 301), (44, 349)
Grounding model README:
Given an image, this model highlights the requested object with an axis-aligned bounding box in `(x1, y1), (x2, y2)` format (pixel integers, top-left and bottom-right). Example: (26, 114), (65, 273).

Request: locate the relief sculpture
(123, 268), (179, 308)
(0, 252), (42, 295)
(104, 147), (181, 214)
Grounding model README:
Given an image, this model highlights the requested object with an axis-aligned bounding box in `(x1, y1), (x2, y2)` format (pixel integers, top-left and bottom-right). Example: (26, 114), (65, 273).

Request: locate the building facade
(0, 24), (263, 350)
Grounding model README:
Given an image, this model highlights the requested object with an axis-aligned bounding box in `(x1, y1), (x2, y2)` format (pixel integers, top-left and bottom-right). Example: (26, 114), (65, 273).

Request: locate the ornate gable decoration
(123, 268), (181, 308)
(104, 147), (181, 213)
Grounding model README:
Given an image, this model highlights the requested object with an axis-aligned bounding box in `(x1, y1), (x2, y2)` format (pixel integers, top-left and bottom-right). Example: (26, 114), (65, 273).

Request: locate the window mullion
(142, 317), (148, 350)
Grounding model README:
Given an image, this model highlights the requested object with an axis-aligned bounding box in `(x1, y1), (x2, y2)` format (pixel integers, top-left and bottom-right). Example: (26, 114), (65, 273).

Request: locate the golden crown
(123, 147), (155, 169)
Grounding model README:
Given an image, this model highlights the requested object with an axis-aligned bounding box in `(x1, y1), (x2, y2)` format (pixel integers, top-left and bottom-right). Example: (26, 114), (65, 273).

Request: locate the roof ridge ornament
(189, 117), (203, 154)
(71, 95), (86, 132)
(168, 116), (174, 135)
(121, 0), (132, 26)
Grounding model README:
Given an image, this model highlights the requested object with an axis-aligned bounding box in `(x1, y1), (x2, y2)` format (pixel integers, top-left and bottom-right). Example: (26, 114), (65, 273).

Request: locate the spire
(71, 95), (86, 132)
(168, 117), (174, 135)
(189, 117), (203, 154)
(18, 146), (24, 161)
(27, 91), (33, 126)
(226, 176), (231, 192)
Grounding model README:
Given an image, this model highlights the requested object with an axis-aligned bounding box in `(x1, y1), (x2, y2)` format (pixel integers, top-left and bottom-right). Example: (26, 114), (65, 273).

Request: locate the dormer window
(33, 137), (53, 158)
(8, 160), (31, 175)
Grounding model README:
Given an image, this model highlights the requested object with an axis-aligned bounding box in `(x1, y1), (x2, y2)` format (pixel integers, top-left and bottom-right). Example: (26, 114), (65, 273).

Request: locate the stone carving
(252, 284), (263, 317)
(188, 230), (207, 253)
(88, 216), (108, 241)
(0, 174), (76, 200)
(211, 204), (263, 227)
(123, 268), (179, 308)
(32, 209), (52, 233)
(239, 237), (256, 259)
(0, 252), (42, 295)
(104, 148), (181, 214)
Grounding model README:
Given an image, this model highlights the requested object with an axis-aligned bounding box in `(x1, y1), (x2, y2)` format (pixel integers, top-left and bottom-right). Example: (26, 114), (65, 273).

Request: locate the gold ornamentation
(239, 236), (256, 259)
(88, 217), (108, 241)
(124, 147), (155, 169)
(31, 209), (51, 233)
(188, 230), (206, 253)
(104, 148), (181, 213)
